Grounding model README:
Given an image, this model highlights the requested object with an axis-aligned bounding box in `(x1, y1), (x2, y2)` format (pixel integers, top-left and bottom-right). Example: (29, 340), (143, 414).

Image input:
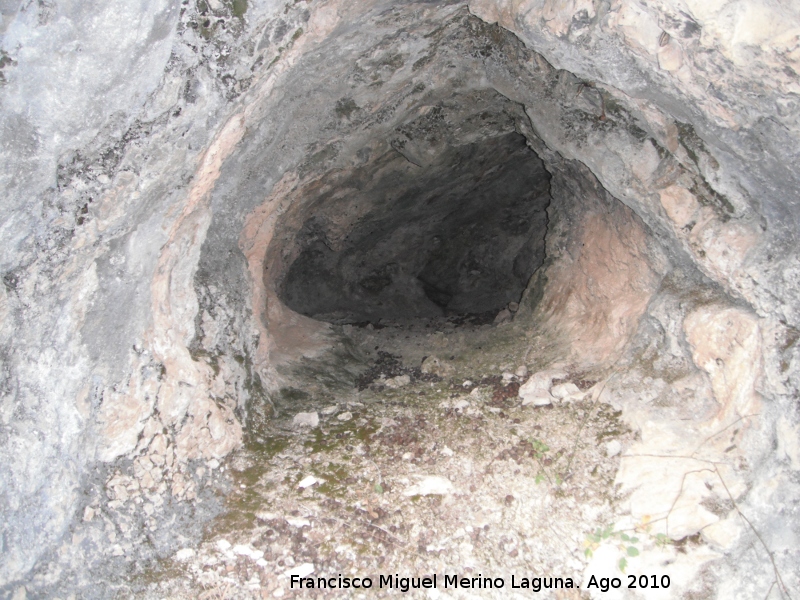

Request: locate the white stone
(337, 411), (352, 421)
(233, 544), (259, 558)
(777, 416), (800, 471)
(216, 539), (232, 552)
(403, 475), (455, 496)
(285, 563), (315, 578)
(175, 548), (195, 561)
(521, 392), (553, 407)
(518, 370), (564, 404)
(502, 372), (515, 382)
(462, 380), (473, 388)
(298, 475), (321, 489)
(149, 433), (167, 456)
(320, 405), (338, 415)
(551, 382), (580, 399)
(453, 399), (469, 411)
(616, 453), (723, 539)
(702, 516), (742, 549)
(605, 440), (622, 457)
(137, 455), (154, 472)
(494, 308), (512, 324)
(515, 365), (528, 378)
(286, 517), (311, 528)
(658, 39), (683, 71)
(256, 511), (280, 521)
(293, 412), (320, 427)
(440, 446), (454, 456)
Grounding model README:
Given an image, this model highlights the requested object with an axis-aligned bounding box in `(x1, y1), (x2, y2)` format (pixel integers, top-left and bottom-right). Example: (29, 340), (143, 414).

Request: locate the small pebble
(298, 475), (320, 489)
(293, 412), (320, 427)
(606, 440), (622, 457)
(175, 548), (195, 561)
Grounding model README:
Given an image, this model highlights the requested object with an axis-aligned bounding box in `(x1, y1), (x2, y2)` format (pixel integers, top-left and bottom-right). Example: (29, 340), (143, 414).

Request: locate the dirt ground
(133, 317), (643, 599)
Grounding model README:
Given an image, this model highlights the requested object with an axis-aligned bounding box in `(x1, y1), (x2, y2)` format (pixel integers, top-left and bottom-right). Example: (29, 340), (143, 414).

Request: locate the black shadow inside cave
(278, 131), (551, 324)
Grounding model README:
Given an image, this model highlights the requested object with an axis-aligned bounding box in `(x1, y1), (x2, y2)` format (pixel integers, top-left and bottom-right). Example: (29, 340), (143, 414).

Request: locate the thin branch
(662, 467), (716, 538)
(765, 581), (776, 600)
(563, 370), (618, 476)
(690, 413), (760, 458)
(617, 427), (792, 597)
(714, 466), (793, 600)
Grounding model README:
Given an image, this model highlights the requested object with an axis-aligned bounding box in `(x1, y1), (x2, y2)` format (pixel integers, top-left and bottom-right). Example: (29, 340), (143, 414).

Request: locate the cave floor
(137, 318), (648, 599)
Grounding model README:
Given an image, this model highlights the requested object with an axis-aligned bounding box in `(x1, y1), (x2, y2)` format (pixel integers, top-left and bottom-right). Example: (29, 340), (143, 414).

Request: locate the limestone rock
(657, 38), (684, 71)
(402, 476), (456, 496)
(421, 356), (455, 378)
(605, 440), (622, 458)
(297, 476), (321, 489)
(521, 392), (553, 407)
(551, 382), (580, 399)
(702, 516), (742, 550)
(777, 416), (800, 471)
(285, 563), (315, 579)
(684, 305), (762, 423)
(494, 308), (512, 324)
(292, 412), (320, 428)
(385, 374), (411, 388)
(175, 548), (195, 561)
(518, 370), (566, 406)
(1, 0), (799, 592)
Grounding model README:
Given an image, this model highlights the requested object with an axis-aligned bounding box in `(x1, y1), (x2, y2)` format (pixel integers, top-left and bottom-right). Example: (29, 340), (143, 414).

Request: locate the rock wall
(0, 0), (798, 595)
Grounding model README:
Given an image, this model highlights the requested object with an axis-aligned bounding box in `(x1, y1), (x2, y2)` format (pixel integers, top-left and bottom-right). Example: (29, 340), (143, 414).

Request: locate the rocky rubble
(123, 318), (638, 599)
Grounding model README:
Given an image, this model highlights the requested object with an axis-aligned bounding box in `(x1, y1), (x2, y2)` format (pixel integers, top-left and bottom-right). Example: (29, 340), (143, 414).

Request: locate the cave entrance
(275, 92), (551, 325)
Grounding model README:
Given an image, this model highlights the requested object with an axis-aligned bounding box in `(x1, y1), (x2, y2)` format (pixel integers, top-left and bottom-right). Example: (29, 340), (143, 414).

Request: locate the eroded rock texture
(278, 106), (551, 322)
(0, 0), (799, 597)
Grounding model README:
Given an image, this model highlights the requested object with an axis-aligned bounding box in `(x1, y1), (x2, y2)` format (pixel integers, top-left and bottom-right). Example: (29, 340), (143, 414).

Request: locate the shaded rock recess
(0, 0), (799, 598)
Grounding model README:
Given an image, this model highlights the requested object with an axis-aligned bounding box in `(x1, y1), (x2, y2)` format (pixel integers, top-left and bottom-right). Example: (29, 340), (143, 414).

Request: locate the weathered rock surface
(0, 0), (798, 597)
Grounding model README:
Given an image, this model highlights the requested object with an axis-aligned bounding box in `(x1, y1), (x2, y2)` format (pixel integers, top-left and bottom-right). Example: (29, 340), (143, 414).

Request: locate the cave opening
(277, 130), (551, 325)
(149, 7), (718, 594)
(7, 0), (798, 595)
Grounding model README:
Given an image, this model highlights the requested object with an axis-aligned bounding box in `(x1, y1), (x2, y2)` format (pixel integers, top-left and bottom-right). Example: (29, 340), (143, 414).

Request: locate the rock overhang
(1, 0), (799, 596)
